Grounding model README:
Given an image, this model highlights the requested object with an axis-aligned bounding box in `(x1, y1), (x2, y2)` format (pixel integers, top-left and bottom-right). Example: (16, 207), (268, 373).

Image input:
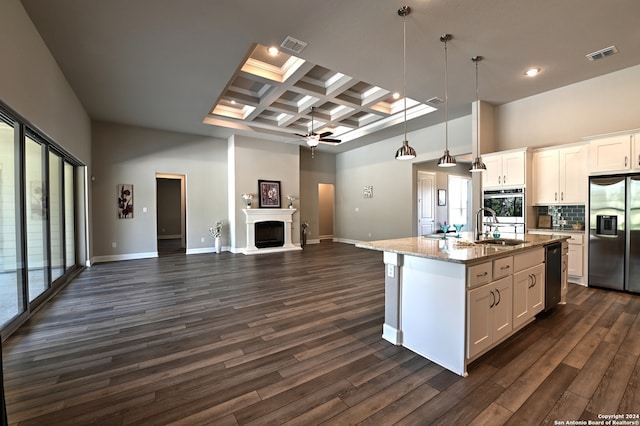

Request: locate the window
(448, 175), (471, 229)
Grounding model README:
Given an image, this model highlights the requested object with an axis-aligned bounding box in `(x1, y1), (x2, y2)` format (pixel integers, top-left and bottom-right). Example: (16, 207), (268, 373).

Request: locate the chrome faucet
(475, 207), (498, 240)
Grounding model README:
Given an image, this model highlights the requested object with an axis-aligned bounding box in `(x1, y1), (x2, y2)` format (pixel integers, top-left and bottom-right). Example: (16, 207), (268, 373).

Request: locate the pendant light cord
(403, 16), (407, 142)
(475, 58), (479, 155)
(444, 37), (449, 151)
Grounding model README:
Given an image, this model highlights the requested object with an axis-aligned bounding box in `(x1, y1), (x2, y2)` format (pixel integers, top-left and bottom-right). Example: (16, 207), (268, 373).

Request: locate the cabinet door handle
(489, 290), (495, 308)
(528, 274), (535, 288)
(495, 288), (501, 306)
(554, 192), (557, 201)
(498, 176), (501, 184)
(561, 192), (564, 201)
(625, 156), (628, 167)
(503, 175), (506, 184)
(637, 154), (639, 167)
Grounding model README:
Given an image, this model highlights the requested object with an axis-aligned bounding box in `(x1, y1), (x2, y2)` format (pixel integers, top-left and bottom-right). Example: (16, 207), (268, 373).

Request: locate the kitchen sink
(475, 238), (528, 246)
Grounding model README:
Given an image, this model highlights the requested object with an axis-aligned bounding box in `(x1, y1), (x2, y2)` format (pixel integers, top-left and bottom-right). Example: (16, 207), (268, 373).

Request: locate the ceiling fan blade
(319, 138), (341, 143)
(318, 131), (333, 138)
(294, 133), (310, 138)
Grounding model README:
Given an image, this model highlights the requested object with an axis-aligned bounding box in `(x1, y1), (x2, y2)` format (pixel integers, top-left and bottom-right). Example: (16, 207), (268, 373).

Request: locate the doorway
(318, 183), (335, 241)
(156, 174), (186, 255)
(417, 171), (436, 236)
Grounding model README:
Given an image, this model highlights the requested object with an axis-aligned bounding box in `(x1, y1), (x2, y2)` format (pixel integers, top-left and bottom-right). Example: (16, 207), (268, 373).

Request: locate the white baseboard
(92, 251), (158, 263)
(157, 234), (182, 240)
(382, 324), (402, 345)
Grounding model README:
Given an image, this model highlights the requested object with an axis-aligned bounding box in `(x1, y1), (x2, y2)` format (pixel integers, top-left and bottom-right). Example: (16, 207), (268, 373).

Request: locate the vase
(215, 236), (221, 254)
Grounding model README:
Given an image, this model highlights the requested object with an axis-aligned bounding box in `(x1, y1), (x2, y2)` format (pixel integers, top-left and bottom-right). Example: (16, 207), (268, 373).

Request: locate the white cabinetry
(512, 248), (545, 329)
(528, 230), (585, 285)
(533, 144), (588, 205)
(589, 133), (638, 174)
(467, 276), (513, 359)
(482, 149), (527, 188)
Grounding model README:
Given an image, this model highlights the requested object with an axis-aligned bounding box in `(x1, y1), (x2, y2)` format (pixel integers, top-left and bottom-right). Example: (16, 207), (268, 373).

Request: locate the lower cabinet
(512, 263), (545, 329)
(467, 276), (513, 359)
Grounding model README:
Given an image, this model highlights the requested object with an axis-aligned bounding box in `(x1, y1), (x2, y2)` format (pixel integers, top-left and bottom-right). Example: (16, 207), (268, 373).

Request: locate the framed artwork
(363, 185), (373, 198)
(258, 179), (281, 208)
(118, 184), (134, 219)
(438, 189), (447, 206)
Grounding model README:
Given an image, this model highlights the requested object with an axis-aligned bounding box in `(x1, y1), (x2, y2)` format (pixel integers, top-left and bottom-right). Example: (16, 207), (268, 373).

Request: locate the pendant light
(470, 55), (487, 172)
(437, 34), (456, 167)
(394, 6), (416, 160)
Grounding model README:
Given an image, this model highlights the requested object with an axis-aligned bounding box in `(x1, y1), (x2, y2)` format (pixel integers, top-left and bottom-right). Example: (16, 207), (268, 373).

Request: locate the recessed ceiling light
(392, 92), (400, 99)
(525, 67), (541, 77)
(267, 46), (279, 56)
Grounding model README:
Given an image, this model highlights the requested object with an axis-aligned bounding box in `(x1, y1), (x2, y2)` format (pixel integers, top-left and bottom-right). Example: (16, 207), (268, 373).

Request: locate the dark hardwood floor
(2, 242), (639, 425)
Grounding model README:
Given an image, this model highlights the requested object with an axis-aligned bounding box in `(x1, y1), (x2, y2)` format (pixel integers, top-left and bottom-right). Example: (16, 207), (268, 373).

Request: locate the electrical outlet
(387, 264), (395, 278)
(201, 237), (205, 242)
(559, 219), (567, 225)
(111, 242), (117, 248)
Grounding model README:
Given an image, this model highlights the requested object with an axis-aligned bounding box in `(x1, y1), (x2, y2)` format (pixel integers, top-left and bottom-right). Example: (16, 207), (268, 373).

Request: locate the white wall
(91, 122), (228, 261)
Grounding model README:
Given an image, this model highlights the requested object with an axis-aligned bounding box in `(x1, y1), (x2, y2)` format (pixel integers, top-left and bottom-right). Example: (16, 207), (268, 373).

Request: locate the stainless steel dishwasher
(544, 242), (562, 311)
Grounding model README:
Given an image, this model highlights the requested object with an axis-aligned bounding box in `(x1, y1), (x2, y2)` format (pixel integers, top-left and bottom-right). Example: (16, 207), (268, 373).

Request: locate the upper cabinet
(532, 143), (588, 205)
(482, 149), (527, 188)
(588, 133), (639, 174)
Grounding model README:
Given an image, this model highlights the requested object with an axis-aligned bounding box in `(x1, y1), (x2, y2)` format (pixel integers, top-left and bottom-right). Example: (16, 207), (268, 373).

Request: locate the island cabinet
(356, 233), (569, 377)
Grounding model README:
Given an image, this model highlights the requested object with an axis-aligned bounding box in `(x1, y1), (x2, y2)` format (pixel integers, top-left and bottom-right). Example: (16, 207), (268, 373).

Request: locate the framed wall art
(258, 179), (281, 208)
(117, 184), (134, 219)
(438, 189), (447, 206)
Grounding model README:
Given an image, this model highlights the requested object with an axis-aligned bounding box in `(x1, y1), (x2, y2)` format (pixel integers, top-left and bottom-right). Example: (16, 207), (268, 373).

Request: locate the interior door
(418, 171), (435, 236)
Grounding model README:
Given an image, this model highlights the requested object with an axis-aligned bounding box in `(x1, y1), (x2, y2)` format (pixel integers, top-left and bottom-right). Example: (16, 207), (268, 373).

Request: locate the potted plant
(209, 221), (223, 253)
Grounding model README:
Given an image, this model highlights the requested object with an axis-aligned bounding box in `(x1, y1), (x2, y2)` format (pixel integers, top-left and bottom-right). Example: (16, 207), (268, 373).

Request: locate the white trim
(382, 324), (402, 345)
(92, 251), (158, 263)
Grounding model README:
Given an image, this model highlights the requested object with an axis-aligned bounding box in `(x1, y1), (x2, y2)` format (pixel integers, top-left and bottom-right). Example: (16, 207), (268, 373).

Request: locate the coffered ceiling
(20, 0), (640, 154)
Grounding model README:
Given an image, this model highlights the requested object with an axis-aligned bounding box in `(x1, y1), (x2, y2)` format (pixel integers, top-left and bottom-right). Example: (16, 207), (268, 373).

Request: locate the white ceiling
(20, 0), (640, 154)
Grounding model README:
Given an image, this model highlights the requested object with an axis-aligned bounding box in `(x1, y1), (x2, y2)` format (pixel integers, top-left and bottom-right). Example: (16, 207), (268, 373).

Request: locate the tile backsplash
(536, 205), (585, 227)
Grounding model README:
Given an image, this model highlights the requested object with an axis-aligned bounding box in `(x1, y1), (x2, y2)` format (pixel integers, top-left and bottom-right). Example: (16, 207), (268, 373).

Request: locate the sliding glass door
(0, 115), (25, 327)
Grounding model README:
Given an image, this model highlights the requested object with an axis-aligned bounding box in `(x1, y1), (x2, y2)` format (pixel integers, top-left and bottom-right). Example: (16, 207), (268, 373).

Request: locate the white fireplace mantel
(242, 208), (301, 255)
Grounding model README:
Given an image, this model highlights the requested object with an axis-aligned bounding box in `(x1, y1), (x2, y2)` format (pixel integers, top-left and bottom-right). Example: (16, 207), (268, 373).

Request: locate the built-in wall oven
(482, 188), (526, 233)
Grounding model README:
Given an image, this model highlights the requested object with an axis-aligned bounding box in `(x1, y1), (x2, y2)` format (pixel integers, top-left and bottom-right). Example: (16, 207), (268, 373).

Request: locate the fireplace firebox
(255, 221), (285, 248)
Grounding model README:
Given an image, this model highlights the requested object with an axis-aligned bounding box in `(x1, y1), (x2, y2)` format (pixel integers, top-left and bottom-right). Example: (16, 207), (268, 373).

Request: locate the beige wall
(91, 122), (228, 261)
(495, 64), (640, 151)
(228, 135), (301, 251)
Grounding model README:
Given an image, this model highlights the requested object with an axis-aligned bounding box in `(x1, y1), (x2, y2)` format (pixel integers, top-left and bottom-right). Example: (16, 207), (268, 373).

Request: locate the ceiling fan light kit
(394, 5), (417, 161)
(437, 33), (456, 168)
(295, 106), (341, 158)
(470, 55), (487, 172)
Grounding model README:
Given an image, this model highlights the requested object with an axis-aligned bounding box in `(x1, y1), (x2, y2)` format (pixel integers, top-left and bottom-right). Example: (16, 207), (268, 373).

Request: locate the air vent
(586, 45), (618, 61)
(426, 96), (444, 107)
(280, 36), (308, 54)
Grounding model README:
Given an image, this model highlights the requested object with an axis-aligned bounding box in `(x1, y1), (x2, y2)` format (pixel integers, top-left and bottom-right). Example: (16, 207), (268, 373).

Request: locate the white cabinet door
(559, 144), (588, 204)
(533, 149), (559, 204)
(568, 243), (583, 277)
(467, 276), (513, 359)
(502, 151), (526, 187)
(467, 284), (493, 358)
(491, 276), (513, 343)
(589, 135), (632, 173)
(512, 263), (545, 329)
(633, 133), (640, 171)
(482, 154), (504, 187)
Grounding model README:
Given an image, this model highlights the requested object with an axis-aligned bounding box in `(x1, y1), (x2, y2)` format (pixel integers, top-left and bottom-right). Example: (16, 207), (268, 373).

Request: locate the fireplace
(243, 208), (301, 255)
(255, 221), (284, 248)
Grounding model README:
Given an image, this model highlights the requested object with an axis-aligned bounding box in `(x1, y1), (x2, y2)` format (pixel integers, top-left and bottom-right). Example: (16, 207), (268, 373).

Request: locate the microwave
(483, 188), (525, 224)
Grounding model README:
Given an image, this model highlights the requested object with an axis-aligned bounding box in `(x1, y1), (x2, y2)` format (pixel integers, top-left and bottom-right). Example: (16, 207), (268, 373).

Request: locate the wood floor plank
(1, 242), (639, 425)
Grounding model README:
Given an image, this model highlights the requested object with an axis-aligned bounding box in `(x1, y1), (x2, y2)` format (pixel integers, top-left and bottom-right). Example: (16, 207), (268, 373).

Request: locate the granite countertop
(528, 227), (586, 234)
(356, 232), (570, 265)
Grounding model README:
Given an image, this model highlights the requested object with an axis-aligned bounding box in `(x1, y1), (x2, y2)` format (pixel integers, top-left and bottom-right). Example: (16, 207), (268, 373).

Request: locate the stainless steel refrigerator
(589, 175), (640, 293)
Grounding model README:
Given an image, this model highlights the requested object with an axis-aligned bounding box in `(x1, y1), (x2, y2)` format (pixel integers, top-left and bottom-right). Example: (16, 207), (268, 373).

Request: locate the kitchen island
(357, 232), (569, 376)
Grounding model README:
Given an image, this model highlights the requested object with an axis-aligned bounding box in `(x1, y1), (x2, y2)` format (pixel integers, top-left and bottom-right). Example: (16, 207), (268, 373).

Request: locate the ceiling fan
(295, 107), (341, 157)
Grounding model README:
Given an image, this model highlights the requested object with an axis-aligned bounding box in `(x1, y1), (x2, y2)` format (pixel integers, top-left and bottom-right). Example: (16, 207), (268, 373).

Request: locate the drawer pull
(500, 265), (510, 270)
(477, 271), (488, 278)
